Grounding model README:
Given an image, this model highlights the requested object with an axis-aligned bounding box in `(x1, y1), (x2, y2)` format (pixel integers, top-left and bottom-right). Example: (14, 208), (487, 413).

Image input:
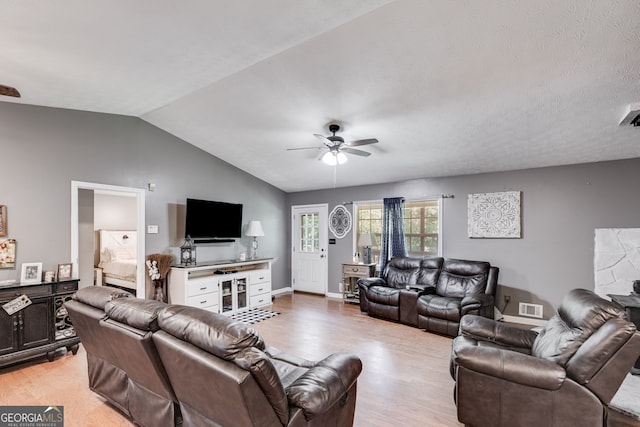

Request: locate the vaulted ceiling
(2, 1), (639, 192)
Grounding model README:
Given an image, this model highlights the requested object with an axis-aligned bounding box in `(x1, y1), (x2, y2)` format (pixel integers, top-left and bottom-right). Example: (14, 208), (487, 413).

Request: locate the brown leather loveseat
(66, 286), (363, 427)
(450, 288), (640, 427)
(358, 257), (498, 336)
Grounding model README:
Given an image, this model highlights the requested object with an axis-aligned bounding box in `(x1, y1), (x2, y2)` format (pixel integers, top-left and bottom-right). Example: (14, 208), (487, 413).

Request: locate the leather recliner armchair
(417, 258), (498, 336)
(153, 304), (362, 427)
(65, 287), (180, 427)
(67, 286), (362, 427)
(450, 288), (640, 427)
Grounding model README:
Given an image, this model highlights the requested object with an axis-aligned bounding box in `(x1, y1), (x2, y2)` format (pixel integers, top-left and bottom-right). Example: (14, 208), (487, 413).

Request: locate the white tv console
(168, 258), (273, 315)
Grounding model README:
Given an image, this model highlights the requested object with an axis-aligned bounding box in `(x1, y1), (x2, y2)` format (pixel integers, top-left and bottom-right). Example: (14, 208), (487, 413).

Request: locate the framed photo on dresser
(57, 263), (73, 280)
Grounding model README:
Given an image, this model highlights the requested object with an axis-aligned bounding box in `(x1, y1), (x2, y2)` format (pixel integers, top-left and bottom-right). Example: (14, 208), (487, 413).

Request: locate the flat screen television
(185, 198), (243, 241)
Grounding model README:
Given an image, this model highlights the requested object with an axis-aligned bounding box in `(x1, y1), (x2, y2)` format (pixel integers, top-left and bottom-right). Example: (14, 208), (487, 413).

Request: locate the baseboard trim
(326, 292), (342, 300)
(272, 287), (292, 296)
(501, 314), (547, 327)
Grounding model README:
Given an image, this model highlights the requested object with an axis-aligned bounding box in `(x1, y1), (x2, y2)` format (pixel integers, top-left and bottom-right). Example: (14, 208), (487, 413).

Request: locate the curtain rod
(341, 194), (454, 205)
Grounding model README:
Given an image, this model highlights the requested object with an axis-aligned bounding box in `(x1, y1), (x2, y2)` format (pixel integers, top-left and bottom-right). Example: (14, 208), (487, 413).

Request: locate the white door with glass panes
(291, 204), (328, 294)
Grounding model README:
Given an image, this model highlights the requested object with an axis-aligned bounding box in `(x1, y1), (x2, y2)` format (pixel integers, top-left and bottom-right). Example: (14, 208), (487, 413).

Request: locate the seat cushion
(417, 295), (462, 321)
(367, 285), (401, 306)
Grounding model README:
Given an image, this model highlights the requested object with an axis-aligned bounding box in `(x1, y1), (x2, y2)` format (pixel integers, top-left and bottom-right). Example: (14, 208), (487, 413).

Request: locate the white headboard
(99, 230), (137, 251)
(99, 230), (137, 265)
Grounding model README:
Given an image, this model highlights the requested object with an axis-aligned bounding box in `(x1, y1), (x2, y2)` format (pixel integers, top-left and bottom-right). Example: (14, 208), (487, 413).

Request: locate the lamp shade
(358, 233), (377, 247)
(246, 220), (264, 237)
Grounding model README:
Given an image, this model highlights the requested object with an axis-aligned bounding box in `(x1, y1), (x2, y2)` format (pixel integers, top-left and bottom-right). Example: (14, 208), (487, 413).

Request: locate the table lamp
(358, 233), (377, 264)
(246, 220), (264, 259)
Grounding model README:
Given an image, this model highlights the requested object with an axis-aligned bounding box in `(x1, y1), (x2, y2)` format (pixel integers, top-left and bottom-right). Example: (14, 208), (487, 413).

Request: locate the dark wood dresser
(0, 279), (80, 368)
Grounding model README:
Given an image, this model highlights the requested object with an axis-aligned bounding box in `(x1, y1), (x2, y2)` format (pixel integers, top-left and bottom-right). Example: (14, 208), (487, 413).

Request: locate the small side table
(342, 263), (376, 304)
(609, 293), (640, 375)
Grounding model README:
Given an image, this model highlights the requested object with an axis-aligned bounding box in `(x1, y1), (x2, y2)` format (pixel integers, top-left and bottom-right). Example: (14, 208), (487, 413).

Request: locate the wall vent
(619, 102), (640, 126)
(519, 302), (543, 318)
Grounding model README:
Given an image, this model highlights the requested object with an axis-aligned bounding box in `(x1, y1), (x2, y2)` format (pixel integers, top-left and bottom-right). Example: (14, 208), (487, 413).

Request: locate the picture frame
(57, 263), (73, 280)
(468, 191), (521, 238)
(21, 262), (43, 284)
(0, 205), (6, 237)
(0, 239), (16, 269)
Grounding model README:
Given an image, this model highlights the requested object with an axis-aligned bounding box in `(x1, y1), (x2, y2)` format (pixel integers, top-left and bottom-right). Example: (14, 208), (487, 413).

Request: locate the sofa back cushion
(157, 304), (265, 358)
(531, 288), (627, 367)
(384, 256), (444, 289)
(72, 285), (133, 310)
(105, 298), (166, 331)
(416, 257), (444, 287)
(384, 257), (422, 288)
(435, 259), (490, 298)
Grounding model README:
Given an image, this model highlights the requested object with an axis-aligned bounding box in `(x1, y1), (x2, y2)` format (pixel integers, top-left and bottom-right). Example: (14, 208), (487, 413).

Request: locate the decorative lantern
(180, 235), (196, 266)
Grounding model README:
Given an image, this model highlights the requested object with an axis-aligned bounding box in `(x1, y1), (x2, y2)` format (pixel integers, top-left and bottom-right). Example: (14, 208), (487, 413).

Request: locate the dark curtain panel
(380, 197), (407, 274)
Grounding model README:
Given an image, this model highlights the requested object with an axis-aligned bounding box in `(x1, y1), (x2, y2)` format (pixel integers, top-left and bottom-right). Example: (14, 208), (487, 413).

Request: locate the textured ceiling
(2, 1), (639, 192)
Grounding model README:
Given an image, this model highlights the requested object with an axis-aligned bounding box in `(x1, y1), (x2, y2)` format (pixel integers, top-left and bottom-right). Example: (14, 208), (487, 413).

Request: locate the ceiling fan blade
(342, 148), (371, 157)
(314, 133), (334, 147)
(0, 84), (20, 98)
(346, 138), (378, 147)
(286, 146), (323, 151)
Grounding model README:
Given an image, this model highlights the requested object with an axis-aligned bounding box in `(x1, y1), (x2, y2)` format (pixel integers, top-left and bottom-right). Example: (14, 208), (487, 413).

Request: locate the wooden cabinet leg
(69, 343), (79, 355)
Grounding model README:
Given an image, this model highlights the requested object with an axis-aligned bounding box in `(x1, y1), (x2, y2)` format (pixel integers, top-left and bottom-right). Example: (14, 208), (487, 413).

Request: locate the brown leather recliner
(450, 288), (640, 427)
(153, 304), (362, 427)
(417, 258), (498, 336)
(358, 257), (498, 336)
(65, 287), (180, 427)
(358, 256), (443, 325)
(67, 286), (362, 427)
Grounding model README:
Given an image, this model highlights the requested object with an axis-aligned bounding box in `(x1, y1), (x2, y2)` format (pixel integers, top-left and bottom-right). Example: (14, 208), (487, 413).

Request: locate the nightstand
(341, 262), (376, 304)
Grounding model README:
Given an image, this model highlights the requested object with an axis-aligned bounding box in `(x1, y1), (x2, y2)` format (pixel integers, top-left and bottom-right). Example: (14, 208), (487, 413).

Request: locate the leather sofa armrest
(459, 314), (538, 349)
(357, 277), (386, 290)
(455, 345), (566, 390)
(286, 353), (362, 420)
(460, 294), (494, 316)
(265, 345), (316, 368)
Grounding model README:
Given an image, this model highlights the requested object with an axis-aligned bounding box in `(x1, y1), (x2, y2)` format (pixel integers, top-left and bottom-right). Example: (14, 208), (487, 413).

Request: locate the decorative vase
(153, 280), (166, 303)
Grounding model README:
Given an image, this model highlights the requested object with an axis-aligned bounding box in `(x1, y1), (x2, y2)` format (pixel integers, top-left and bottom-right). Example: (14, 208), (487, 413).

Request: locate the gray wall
(0, 102), (288, 290)
(287, 158), (640, 318)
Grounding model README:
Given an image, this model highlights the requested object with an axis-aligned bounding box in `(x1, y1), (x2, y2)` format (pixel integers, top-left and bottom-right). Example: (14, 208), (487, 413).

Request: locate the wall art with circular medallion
(329, 205), (352, 239)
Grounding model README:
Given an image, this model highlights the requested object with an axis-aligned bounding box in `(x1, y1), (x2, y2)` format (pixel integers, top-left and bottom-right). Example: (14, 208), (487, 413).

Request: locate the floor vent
(519, 302), (543, 318)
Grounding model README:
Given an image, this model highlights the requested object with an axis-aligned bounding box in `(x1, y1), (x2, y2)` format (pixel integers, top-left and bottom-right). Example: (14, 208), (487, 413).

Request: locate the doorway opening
(71, 181), (146, 298)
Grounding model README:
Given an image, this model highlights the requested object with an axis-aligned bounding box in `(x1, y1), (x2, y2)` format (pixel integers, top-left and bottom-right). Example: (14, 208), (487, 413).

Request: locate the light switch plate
(147, 225), (159, 234)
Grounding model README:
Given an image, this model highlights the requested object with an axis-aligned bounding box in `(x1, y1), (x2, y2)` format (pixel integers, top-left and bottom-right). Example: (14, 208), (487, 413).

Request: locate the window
(299, 212), (320, 253)
(354, 199), (440, 261)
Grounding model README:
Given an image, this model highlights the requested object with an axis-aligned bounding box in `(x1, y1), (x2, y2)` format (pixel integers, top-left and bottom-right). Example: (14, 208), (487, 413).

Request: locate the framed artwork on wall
(468, 191), (521, 238)
(0, 205), (6, 237)
(21, 262), (43, 284)
(57, 263), (73, 280)
(329, 204), (352, 239)
(0, 239), (16, 269)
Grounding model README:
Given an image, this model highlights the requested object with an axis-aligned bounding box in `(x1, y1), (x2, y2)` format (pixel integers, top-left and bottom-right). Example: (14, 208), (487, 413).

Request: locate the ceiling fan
(0, 84), (21, 98)
(287, 124), (378, 165)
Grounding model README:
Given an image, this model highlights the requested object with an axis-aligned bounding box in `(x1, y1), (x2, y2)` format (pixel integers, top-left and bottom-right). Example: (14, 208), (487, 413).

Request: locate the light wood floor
(0, 292), (462, 427)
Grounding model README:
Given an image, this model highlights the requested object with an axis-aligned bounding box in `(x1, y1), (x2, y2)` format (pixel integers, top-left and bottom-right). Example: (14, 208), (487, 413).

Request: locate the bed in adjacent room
(96, 229), (137, 292)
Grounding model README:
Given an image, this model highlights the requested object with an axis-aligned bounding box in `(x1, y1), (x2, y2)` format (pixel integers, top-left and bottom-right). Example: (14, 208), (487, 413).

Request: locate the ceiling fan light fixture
(322, 151), (348, 165)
